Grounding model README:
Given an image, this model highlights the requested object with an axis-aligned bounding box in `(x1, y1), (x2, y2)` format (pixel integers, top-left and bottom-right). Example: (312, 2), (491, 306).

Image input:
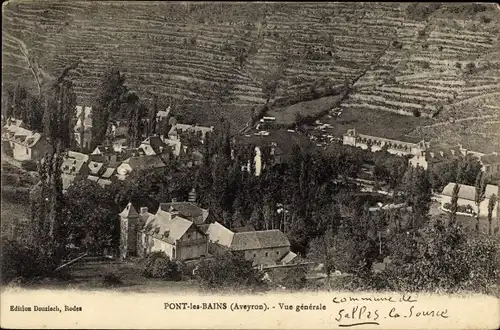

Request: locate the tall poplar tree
(92, 68), (127, 148)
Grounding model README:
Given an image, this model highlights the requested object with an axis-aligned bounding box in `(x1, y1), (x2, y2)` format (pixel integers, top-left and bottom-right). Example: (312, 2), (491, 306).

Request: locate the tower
(120, 202), (139, 260)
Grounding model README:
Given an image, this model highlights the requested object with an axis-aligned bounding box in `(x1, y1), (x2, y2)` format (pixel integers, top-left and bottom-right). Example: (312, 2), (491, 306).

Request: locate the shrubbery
(102, 273), (123, 287)
(443, 203), (475, 215)
(194, 252), (267, 291)
(141, 251), (182, 280)
(364, 223), (499, 293)
(0, 239), (58, 284)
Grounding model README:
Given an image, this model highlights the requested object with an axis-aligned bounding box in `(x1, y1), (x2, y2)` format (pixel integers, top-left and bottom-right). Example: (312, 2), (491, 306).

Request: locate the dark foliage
(195, 252), (267, 291)
(141, 251), (182, 280)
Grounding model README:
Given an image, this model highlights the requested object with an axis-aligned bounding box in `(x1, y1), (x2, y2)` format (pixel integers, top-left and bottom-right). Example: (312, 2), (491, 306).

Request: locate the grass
(23, 259), (201, 293)
(267, 94), (344, 126)
(319, 106), (430, 141)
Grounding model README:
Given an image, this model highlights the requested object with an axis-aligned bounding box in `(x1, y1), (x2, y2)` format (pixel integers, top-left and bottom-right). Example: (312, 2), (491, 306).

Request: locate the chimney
(188, 188), (197, 203)
(140, 207), (148, 215)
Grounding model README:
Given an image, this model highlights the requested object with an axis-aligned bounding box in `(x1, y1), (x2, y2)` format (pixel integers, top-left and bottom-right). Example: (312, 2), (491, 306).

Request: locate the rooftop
(230, 229), (290, 251)
(441, 182), (498, 201)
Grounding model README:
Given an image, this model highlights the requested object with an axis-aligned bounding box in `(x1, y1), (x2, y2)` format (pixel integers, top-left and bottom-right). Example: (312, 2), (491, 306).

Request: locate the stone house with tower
(119, 200), (210, 261)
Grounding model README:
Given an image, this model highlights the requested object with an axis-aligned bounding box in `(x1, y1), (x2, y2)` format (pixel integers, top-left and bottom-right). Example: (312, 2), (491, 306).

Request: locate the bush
(141, 251), (181, 280)
(279, 265), (307, 290)
(195, 252), (267, 291)
(102, 273), (123, 287)
(413, 109), (421, 117)
(0, 239), (57, 284)
(376, 223), (499, 293)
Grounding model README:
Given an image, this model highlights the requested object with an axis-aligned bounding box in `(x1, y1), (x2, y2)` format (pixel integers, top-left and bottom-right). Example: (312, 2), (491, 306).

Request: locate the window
(26, 148), (29, 155)
(486, 166), (490, 172)
(187, 234), (191, 239)
(276, 251), (279, 255)
(253, 253), (256, 258)
(265, 252), (268, 257)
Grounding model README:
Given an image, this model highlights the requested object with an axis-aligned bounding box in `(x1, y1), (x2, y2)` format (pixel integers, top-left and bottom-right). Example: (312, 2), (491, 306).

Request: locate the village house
(479, 154), (500, 183)
(343, 128), (428, 157)
(439, 182), (498, 219)
(409, 145), (463, 170)
(61, 155), (90, 191)
(115, 154), (168, 180)
(74, 105), (93, 152)
(168, 123), (213, 143)
(1, 118), (52, 162)
(119, 202), (209, 260)
(139, 136), (170, 156)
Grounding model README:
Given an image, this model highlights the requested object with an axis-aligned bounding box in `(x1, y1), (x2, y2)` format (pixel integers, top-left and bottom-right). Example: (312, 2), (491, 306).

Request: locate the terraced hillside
(3, 2), (500, 140)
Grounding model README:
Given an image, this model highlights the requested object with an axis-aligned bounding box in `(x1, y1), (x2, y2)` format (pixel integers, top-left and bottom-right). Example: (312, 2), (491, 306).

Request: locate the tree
(474, 172), (486, 231)
(487, 194), (497, 235)
(42, 79), (76, 150)
(449, 183), (460, 226)
(380, 221), (499, 293)
(92, 68), (127, 147)
(141, 251), (181, 280)
(195, 252), (267, 291)
(402, 166), (431, 233)
(64, 180), (119, 254)
(125, 92), (147, 148)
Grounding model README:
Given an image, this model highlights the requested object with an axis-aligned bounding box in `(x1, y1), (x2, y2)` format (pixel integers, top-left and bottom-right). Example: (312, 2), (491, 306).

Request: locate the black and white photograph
(1, 1), (499, 329)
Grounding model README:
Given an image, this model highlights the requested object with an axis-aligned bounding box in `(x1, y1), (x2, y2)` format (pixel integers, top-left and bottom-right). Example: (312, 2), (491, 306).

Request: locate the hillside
(2, 2), (500, 147)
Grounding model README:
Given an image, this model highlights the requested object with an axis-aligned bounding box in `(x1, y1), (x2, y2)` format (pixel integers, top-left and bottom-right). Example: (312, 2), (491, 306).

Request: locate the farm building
(439, 182), (498, 219)
(204, 221), (295, 267)
(1, 118), (52, 161)
(343, 128), (428, 157)
(409, 145), (463, 170)
(74, 105), (93, 152)
(119, 202), (209, 260)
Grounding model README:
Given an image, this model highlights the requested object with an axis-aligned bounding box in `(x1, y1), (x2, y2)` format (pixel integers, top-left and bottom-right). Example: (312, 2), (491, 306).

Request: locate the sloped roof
(87, 175), (99, 182)
(441, 183), (498, 201)
(122, 155), (166, 170)
(162, 138), (182, 156)
(88, 161), (104, 175)
(3, 124), (43, 148)
(158, 202), (208, 223)
(142, 213), (194, 244)
(96, 178), (112, 188)
(206, 222), (234, 247)
(61, 158), (87, 175)
(68, 151), (90, 162)
(279, 251), (298, 264)
(62, 174), (77, 191)
(481, 154), (500, 165)
(101, 167), (116, 178)
(120, 202), (139, 218)
(230, 230), (290, 251)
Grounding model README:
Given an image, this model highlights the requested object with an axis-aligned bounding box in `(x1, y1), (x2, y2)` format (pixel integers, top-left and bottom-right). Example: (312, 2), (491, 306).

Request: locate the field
(268, 95), (343, 126)
(3, 2), (499, 141)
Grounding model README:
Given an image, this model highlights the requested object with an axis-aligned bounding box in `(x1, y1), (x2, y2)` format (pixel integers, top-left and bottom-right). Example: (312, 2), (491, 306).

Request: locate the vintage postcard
(1, 1), (499, 329)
